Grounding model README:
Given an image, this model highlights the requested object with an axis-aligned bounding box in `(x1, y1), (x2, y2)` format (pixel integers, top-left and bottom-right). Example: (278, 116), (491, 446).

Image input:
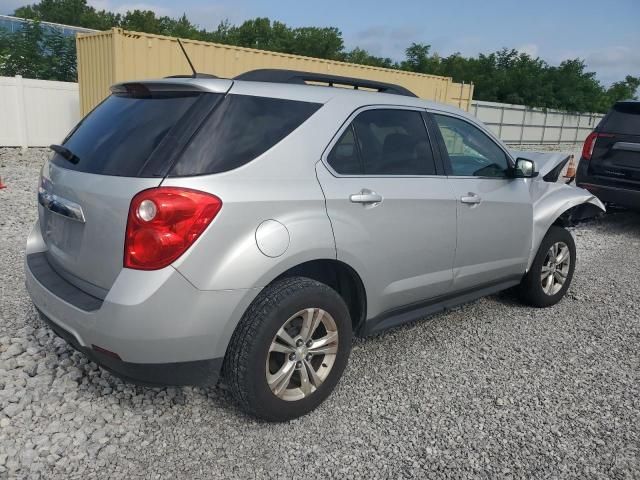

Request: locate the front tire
(224, 277), (352, 421)
(519, 226), (576, 307)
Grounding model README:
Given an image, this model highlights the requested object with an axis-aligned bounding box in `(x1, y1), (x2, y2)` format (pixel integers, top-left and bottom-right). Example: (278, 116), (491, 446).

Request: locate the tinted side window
(172, 95), (321, 176)
(601, 102), (640, 135)
(352, 109), (436, 175)
(327, 126), (361, 174)
(53, 92), (202, 176)
(433, 114), (510, 178)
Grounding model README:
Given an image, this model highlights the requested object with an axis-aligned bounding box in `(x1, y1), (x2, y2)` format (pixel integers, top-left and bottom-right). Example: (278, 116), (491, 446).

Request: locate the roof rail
(234, 69), (418, 97)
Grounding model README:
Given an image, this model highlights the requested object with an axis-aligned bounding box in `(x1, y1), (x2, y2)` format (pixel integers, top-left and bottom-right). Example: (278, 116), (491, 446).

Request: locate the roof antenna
(176, 38), (197, 78)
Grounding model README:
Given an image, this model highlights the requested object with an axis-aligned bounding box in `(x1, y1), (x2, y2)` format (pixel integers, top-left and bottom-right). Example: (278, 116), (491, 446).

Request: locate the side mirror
(513, 158), (538, 178)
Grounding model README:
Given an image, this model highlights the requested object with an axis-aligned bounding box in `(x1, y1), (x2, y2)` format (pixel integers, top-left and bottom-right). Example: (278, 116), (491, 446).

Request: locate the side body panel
(164, 95), (343, 291)
(316, 163), (457, 319)
(425, 108), (533, 290)
(446, 177), (533, 289)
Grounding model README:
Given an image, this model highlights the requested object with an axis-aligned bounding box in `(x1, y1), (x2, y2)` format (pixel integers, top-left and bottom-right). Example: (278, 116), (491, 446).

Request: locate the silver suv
(25, 70), (604, 421)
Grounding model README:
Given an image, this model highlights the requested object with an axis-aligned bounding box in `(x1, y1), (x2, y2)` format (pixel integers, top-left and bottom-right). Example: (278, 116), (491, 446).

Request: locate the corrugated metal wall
(77, 28), (474, 116)
(76, 30), (116, 115)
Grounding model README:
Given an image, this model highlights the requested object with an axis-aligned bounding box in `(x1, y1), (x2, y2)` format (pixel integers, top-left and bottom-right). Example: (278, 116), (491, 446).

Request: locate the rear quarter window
(601, 102), (640, 135)
(171, 95), (322, 176)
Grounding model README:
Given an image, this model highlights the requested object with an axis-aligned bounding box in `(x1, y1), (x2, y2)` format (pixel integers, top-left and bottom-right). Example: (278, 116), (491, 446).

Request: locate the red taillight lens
(124, 187), (222, 270)
(581, 132), (614, 161)
(581, 132), (598, 161)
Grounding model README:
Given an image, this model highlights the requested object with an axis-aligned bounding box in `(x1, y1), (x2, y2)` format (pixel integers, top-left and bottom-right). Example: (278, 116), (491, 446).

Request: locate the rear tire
(224, 276), (352, 421)
(519, 226), (576, 308)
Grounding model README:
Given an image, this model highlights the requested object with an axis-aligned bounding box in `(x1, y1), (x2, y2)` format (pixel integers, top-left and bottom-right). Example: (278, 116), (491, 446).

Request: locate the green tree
(343, 47), (395, 68)
(0, 21), (77, 81)
(120, 10), (163, 34)
(14, 0), (119, 30)
(289, 26), (344, 60)
(7, 0), (639, 112)
(401, 43), (440, 74)
(606, 75), (640, 104)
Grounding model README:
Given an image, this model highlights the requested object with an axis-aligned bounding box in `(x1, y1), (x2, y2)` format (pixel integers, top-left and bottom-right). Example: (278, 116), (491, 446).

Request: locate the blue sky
(3, 0), (639, 85)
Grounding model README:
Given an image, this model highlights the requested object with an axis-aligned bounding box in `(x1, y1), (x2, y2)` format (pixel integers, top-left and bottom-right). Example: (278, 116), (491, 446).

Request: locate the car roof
(113, 75), (485, 136)
(117, 76), (472, 119)
(228, 79), (484, 127)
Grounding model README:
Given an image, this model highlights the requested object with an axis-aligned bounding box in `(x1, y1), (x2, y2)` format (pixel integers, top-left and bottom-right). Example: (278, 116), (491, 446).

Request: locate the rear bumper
(38, 309), (222, 386)
(576, 162), (640, 211)
(24, 222), (259, 385)
(576, 182), (640, 210)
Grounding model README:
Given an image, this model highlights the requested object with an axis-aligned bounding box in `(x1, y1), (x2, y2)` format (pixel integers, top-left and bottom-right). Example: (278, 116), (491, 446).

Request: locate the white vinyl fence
(0, 76), (80, 148)
(471, 100), (605, 145)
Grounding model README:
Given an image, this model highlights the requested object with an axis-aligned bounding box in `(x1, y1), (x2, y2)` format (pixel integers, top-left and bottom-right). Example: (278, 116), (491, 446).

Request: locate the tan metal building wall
(77, 28), (474, 116)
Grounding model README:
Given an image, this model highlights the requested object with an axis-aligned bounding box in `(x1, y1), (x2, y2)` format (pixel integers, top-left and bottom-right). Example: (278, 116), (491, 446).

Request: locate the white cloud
(87, 0), (111, 11)
(184, 4), (247, 30)
(2, 0), (28, 14)
(516, 43), (539, 57)
(85, 1), (246, 29)
(346, 25), (423, 60)
(552, 44), (640, 86)
(586, 46), (640, 86)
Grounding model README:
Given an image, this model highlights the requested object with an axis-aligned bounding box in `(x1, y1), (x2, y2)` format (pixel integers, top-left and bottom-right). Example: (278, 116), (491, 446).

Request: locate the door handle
(460, 193), (481, 205)
(350, 189), (383, 204)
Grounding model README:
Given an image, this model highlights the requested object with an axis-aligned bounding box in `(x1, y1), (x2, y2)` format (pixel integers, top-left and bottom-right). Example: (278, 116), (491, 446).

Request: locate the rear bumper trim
(576, 181), (640, 210)
(27, 252), (103, 311)
(38, 310), (222, 386)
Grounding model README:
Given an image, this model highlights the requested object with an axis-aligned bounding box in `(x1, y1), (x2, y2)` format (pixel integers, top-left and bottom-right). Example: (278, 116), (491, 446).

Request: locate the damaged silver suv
(25, 70), (604, 421)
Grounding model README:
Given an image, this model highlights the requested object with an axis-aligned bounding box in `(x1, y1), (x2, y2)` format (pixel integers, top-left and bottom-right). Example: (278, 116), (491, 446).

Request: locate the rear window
(170, 95), (321, 176)
(601, 102), (640, 136)
(53, 92), (201, 176)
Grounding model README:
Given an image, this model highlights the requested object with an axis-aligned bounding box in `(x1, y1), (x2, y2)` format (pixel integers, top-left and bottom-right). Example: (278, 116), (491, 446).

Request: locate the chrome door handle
(350, 190), (383, 204)
(460, 193), (481, 205)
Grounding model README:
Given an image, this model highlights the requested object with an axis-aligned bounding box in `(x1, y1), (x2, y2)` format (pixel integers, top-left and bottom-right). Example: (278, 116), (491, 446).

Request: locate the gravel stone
(1, 343), (25, 359)
(1, 147), (639, 479)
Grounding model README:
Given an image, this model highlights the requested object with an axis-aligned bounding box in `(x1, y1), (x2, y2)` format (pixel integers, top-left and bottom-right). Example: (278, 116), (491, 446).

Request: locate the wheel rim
(265, 308), (339, 402)
(541, 241), (571, 296)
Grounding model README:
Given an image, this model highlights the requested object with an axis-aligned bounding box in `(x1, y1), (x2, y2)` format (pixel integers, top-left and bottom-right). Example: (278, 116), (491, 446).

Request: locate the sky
(2, 0), (639, 86)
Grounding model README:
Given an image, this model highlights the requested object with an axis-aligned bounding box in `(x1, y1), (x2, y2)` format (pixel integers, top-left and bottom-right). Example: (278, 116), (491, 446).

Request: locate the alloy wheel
(541, 241), (571, 295)
(265, 308), (339, 401)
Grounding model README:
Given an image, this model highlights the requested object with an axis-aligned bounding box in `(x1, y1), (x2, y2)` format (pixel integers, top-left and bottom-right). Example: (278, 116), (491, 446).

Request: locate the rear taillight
(581, 132), (598, 161)
(581, 131), (614, 161)
(124, 187), (222, 270)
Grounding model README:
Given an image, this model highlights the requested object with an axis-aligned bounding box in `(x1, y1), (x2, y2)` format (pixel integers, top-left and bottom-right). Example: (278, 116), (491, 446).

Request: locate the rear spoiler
(110, 79), (233, 96)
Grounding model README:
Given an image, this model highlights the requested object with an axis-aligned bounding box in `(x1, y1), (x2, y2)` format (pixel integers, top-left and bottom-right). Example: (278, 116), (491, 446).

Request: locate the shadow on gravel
(596, 208), (640, 234)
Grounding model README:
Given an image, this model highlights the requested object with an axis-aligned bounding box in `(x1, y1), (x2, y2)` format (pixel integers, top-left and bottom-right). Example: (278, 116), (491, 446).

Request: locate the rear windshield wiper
(49, 144), (80, 165)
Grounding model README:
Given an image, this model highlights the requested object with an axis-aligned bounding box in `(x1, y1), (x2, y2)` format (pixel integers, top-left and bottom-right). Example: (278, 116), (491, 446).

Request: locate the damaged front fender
(528, 181), (605, 270)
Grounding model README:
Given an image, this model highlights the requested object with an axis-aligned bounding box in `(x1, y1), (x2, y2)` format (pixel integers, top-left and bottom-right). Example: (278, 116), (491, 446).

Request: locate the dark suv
(576, 100), (640, 210)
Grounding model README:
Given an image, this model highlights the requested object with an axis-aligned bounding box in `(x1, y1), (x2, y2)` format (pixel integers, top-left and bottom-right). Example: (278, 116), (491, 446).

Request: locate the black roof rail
(164, 73), (219, 79)
(234, 69), (418, 97)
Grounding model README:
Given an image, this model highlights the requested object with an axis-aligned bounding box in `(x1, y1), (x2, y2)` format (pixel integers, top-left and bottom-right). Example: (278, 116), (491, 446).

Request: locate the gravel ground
(1, 147), (639, 479)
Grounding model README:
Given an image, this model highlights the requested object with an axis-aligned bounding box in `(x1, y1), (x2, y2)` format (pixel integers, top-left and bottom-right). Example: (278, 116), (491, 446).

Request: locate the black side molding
(359, 277), (522, 336)
(27, 252), (103, 312)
